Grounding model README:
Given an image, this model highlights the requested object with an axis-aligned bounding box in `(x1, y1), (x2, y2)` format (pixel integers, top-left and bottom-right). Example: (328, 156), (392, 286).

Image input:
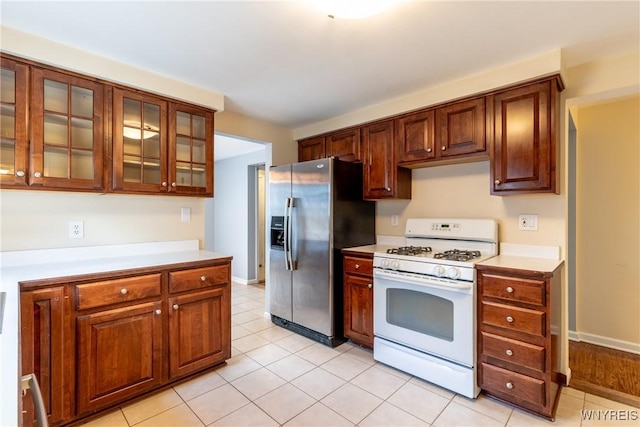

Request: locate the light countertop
(477, 254), (564, 274)
(0, 240), (230, 427)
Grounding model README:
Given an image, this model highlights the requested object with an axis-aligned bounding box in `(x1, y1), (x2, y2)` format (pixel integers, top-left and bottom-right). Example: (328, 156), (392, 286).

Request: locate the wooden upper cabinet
(112, 88), (168, 193)
(169, 103), (214, 196)
(326, 127), (361, 162)
(362, 119), (411, 199)
(398, 98), (486, 166)
(489, 77), (562, 195)
(397, 109), (435, 163)
(0, 57), (29, 187)
(298, 136), (326, 162)
(30, 67), (105, 190)
(437, 97), (486, 158)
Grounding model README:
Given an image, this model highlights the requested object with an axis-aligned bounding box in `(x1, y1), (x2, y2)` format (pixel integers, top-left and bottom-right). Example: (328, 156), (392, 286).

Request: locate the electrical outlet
(391, 214), (399, 226)
(69, 220), (84, 239)
(181, 207), (191, 222)
(518, 214), (538, 231)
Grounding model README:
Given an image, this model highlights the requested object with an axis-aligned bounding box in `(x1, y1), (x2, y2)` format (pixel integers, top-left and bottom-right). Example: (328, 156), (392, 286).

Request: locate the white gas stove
(373, 218), (498, 398)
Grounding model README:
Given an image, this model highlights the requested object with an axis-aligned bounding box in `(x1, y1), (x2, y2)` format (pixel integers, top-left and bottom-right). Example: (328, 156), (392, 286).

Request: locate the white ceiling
(1, 1), (638, 132)
(215, 134), (265, 161)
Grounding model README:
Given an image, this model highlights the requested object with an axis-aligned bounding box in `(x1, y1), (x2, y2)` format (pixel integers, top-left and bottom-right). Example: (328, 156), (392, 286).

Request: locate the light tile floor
(84, 282), (639, 427)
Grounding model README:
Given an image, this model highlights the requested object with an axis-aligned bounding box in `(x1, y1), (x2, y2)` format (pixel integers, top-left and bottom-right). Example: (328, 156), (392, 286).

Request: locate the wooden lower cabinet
(19, 257), (232, 426)
(168, 287), (230, 379)
(343, 253), (374, 349)
(20, 286), (71, 427)
(477, 263), (563, 420)
(76, 301), (163, 415)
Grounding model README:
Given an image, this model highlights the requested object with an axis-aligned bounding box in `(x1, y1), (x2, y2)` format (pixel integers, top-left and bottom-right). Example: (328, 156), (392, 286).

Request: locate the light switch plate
(181, 207), (191, 222)
(518, 214), (539, 231)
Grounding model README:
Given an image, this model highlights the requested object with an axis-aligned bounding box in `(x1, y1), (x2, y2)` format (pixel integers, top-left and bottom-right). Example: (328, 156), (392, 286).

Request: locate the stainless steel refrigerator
(269, 158), (375, 347)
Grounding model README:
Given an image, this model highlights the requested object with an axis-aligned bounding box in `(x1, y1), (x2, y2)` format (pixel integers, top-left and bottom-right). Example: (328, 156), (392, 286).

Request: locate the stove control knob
(392, 260), (400, 269)
(446, 267), (461, 280)
(434, 265), (446, 277)
(382, 259), (390, 268)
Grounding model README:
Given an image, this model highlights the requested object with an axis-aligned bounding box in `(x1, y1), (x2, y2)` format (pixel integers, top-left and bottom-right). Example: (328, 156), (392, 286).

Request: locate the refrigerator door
(291, 158), (333, 336)
(269, 164), (293, 321)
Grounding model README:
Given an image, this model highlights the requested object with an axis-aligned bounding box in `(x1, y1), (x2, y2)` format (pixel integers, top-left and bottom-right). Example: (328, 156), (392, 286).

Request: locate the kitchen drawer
(481, 362), (546, 407)
(482, 274), (545, 306)
(76, 274), (161, 310)
(482, 301), (545, 337)
(169, 264), (229, 293)
(344, 256), (373, 276)
(481, 331), (545, 372)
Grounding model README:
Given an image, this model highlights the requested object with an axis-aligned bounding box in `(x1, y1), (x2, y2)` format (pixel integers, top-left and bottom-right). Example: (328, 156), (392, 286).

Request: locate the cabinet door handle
(155, 309), (162, 315)
(368, 283), (372, 289)
(505, 382), (514, 389)
(506, 286), (514, 293)
(16, 170), (25, 177)
(173, 304), (179, 310)
(34, 171), (42, 178)
(505, 349), (513, 356)
(441, 146), (446, 151)
(120, 288), (128, 295)
(200, 276), (207, 282)
(506, 316), (514, 323)
(171, 182), (177, 187)
(494, 179), (501, 185)
(426, 148), (432, 153)
(355, 264), (360, 269)
(385, 187), (391, 192)
(162, 182), (168, 187)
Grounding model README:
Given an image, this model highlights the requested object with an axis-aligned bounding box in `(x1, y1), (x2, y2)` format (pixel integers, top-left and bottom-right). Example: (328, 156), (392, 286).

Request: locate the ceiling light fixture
(313, 0), (400, 19)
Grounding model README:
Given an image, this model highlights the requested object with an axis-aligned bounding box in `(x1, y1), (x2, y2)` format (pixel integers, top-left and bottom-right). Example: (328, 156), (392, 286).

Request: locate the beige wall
(0, 191), (204, 251)
(215, 110), (296, 166)
(574, 95), (640, 346)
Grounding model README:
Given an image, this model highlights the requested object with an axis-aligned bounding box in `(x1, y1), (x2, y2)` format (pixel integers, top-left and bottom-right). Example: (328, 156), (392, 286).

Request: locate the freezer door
(291, 158), (333, 336)
(269, 164), (293, 321)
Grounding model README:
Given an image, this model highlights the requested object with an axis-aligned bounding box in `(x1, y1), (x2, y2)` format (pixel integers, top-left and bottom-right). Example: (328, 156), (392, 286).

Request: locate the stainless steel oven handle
(373, 269), (473, 291)
(22, 373), (49, 427)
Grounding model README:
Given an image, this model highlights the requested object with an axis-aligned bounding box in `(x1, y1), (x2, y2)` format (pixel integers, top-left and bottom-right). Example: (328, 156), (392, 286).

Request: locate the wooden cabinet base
(20, 257), (232, 427)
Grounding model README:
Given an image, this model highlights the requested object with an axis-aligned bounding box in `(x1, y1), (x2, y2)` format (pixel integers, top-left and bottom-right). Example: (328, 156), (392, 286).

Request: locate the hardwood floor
(569, 340), (640, 408)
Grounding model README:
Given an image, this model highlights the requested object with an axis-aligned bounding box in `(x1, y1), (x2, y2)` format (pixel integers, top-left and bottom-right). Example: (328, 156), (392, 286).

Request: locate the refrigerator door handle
(284, 197), (294, 271)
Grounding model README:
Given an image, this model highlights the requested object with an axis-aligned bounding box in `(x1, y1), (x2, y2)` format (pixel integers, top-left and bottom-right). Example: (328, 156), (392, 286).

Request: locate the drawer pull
(200, 276), (207, 282)
(506, 382), (514, 389)
(506, 286), (514, 293)
(355, 264), (360, 269)
(368, 283), (372, 289)
(505, 349), (513, 356)
(506, 316), (514, 323)
(120, 288), (128, 295)
(173, 304), (179, 310)
(155, 309), (161, 315)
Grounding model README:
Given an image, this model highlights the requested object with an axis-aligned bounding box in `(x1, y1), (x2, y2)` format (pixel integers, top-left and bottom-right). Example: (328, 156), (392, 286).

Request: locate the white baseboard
(569, 330), (640, 355)
(231, 276), (260, 285)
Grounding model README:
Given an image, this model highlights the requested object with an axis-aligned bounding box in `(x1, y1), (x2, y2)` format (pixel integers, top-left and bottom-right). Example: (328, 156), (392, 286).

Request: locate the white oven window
(386, 288), (454, 341)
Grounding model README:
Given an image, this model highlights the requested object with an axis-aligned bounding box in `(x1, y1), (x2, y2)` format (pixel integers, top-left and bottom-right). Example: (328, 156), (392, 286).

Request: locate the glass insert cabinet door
(169, 103), (213, 195)
(0, 57), (29, 186)
(112, 88), (168, 193)
(30, 67), (104, 190)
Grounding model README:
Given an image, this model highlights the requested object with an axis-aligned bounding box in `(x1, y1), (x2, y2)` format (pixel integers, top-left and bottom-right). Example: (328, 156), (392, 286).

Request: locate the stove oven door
(373, 269), (475, 367)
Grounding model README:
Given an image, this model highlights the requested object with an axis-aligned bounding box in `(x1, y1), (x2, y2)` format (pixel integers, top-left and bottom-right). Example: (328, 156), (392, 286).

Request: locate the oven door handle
(373, 269), (473, 291)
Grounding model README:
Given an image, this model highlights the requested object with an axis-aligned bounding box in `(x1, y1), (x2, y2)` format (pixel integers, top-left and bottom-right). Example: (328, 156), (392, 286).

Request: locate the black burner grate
(387, 246), (432, 256)
(433, 249), (481, 262)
